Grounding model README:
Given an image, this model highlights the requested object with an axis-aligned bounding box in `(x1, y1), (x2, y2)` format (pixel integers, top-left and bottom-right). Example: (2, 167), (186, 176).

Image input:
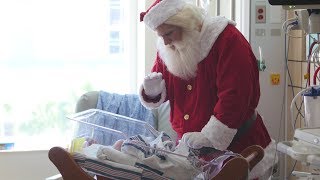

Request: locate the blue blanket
(76, 91), (156, 145)
(96, 90), (156, 128)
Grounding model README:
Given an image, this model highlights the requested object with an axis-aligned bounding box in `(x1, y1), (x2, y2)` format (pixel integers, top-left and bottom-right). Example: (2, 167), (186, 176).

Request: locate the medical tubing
(282, 18), (305, 38)
(281, 18), (297, 33)
(308, 41), (319, 86)
(313, 66), (320, 85)
(290, 88), (309, 130)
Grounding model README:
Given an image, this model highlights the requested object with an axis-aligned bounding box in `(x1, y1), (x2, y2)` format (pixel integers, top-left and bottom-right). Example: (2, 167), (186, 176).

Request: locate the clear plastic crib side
(67, 109), (159, 153)
(63, 109), (262, 180)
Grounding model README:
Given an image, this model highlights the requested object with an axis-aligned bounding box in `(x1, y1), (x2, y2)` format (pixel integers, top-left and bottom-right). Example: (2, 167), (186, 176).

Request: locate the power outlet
(270, 73), (280, 85)
(255, 5), (266, 24)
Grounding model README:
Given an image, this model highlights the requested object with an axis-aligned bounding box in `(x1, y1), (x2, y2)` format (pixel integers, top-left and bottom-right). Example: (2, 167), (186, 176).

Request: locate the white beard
(157, 30), (202, 80)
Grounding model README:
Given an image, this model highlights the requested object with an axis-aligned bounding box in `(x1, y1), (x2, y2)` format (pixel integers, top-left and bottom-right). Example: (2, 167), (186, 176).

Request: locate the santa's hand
(181, 132), (213, 149)
(143, 72), (165, 98)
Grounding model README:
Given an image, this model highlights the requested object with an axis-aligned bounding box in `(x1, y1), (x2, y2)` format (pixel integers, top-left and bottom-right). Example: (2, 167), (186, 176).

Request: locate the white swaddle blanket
(97, 145), (138, 166)
(94, 132), (201, 179)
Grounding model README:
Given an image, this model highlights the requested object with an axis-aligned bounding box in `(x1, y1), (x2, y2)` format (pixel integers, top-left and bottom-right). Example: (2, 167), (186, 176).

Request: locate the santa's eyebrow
(161, 27), (177, 36)
(164, 30), (174, 36)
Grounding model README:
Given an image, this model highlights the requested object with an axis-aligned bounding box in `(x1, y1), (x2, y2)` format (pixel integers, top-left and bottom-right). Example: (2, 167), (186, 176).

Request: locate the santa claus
(139, 0), (277, 179)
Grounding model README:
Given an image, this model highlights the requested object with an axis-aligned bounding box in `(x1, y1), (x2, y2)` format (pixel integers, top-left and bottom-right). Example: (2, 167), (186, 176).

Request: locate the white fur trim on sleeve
(201, 115), (237, 151)
(249, 139), (278, 179)
(138, 83), (166, 109)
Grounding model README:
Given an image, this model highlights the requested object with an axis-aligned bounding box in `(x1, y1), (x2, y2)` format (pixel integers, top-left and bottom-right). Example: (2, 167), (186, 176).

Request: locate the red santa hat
(140, 0), (186, 30)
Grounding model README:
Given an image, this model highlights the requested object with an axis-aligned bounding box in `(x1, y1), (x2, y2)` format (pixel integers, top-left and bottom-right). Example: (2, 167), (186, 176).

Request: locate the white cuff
(201, 115), (237, 151)
(138, 84), (166, 109)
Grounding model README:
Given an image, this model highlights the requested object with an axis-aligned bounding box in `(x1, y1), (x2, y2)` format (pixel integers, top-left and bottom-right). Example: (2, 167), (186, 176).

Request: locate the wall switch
(255, 28), (266, 36)
(270, 29), (281, 36)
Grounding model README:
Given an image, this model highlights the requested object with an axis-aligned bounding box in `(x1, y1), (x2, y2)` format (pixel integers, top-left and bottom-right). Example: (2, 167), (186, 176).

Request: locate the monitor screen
(269, 0), (320, 5)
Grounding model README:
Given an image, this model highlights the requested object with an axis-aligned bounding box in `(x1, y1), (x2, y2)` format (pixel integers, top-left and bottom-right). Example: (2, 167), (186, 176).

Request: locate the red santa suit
(139, 15), (277, 178)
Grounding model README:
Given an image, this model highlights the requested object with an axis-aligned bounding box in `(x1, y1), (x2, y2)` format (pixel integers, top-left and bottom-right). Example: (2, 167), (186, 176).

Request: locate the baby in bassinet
(69, 108), (239, 179)
(79, 131), (233, 180)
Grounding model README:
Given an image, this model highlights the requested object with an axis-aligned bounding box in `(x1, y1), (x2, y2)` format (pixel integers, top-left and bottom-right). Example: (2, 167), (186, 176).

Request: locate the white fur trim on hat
(201, 115), (237, 151)
(143, 0), (186, 30)
(139, 83), (167, 109)
(199, 16), (236, 61)
(249, 139), (278, 179)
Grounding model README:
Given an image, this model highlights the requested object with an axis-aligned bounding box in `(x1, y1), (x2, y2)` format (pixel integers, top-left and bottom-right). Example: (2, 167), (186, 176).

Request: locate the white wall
(250, 0), (286, 178)
(0, 150), (59, 180)
(250, 0), (286, 142)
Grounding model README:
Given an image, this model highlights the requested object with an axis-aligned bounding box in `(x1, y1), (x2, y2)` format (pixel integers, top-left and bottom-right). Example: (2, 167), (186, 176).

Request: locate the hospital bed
(47, 91), (265, 179)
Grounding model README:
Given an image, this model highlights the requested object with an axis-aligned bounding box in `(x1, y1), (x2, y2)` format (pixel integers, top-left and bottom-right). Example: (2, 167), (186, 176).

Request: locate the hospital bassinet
(48, 109), (265, 180)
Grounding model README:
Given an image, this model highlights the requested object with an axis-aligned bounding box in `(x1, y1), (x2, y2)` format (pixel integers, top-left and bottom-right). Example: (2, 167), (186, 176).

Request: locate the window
(110, 9), (121, 25)
(0, 0), (138, 150)
(110, 31), (120, 40)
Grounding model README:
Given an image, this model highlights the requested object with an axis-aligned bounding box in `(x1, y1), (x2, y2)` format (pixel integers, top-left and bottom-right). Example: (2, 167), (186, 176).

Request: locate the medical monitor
(269, 0), (320, 5)
(268, 0), (320, 9)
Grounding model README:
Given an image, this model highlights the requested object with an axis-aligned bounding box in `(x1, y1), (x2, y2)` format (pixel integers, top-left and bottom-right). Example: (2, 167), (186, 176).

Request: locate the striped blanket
(73, 151), (171, 180)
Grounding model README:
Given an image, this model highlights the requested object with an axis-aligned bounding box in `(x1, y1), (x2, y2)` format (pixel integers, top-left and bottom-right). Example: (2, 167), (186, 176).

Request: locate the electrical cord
(281, 18), (298, 33)
(286, 35), (303, 131)
(307, 41), (320, 86)
(286, 160), (297, 179)
(282, 18), (307, 39)
(286, 36), (305, 130)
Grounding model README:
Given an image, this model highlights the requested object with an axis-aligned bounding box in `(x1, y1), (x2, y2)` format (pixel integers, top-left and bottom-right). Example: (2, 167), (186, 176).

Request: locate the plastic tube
(290, 88), (309, 130)
(313, 66), (320, 86)
(308, 41), (319, 86)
